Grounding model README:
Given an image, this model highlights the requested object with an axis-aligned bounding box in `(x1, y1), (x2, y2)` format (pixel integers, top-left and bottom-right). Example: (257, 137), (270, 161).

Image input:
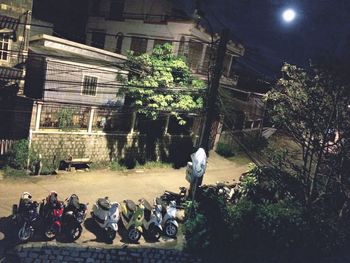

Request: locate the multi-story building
(0, 0), (32, 96)
(0, 0), (33, 141)
(85, 0), (244, 86)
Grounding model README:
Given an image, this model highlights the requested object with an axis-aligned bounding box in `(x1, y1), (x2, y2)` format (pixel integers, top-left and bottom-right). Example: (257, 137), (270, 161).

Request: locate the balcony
(88, 12), (188, 24)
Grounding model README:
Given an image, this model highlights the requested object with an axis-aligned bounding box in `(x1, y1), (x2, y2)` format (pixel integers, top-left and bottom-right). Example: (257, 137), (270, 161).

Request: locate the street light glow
(282, 9), (296, 22)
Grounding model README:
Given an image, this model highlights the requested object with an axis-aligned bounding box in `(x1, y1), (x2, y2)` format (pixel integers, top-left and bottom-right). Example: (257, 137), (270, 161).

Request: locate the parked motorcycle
(39, 191), (64, 240)
(62, 194), (87, 241)
(120, 199), (144, 243)
(155, 198), (178, 238)
(12, 192), (40, 242)
(160, 187), (188, 209)
(91, 197), (119, 241)
(139, 199), (162, 241)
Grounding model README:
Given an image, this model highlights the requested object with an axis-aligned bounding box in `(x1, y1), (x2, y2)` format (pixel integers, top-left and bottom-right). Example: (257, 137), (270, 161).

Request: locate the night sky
(33, 0), (350, 81)
(188, 0), (350, 79)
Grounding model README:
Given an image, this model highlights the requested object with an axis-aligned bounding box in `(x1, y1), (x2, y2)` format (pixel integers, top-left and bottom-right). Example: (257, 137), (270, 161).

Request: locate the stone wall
(13, 244), (201, 263)
(30, 131), (196, 168)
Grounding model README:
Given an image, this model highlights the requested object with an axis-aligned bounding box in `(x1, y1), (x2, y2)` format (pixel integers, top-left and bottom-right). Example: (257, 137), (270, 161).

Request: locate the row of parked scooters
(12, 191), (178, 243)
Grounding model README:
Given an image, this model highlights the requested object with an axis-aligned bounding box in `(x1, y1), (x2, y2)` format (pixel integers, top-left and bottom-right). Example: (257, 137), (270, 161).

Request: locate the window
(177, 36), (186, 56)
(130, 37), (148, 55)
(188, 41), (203, 72)
(91, 31), (105, 49)
(82, 76), (98, 96)
(115, 34), (123, 54)
(0, 33), (10, 62)
(109, 0), (125, 20)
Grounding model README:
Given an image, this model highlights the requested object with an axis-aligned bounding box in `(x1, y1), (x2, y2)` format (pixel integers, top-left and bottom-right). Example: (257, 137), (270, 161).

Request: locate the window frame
(0, 33), (11, 62)
(130, 36), (148, 55)
(81, 74), (98, 96)
(90, 30), (106, 49)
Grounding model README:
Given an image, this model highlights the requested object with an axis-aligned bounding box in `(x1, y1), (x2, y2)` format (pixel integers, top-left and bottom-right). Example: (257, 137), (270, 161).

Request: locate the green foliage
(184, 164), (350, 262)
(56, 108), (74, 131)
(215, 142), (235, 157)
(7, 139), (29, 170)
(242, 134), (268, 151)
(125, 44), (205, 124)
(2, 166), (27, 177)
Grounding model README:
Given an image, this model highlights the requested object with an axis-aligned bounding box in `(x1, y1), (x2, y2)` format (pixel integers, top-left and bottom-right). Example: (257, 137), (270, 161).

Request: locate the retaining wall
(13, 244), (201, 263)
(30, 131), (196, 168)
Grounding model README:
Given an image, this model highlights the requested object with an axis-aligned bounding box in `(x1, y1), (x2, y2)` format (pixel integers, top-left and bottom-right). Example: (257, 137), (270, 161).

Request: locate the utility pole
(200, 29), (229, 153)
(197, 28), (229, 186)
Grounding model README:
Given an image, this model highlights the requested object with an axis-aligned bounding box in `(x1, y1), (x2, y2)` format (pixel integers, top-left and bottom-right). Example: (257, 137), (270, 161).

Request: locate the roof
(29, 45), (125, 71)
(30, 34), (127, 61)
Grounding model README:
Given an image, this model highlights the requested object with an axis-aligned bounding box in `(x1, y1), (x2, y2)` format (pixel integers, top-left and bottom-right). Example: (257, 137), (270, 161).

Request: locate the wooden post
(164, 115), (170, 135)
(35, 102), (43, 131)
(88, 107), (95, 133)
(130, 111), (137, 133)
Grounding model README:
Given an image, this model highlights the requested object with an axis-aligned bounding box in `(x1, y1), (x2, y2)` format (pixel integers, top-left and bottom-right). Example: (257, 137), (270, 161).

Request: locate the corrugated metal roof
(29, 46), (125, 70)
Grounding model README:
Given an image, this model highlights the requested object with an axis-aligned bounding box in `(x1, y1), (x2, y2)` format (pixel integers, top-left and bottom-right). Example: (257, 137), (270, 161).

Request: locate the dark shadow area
(117, 220), (141, 245)
(168, 136), (194, 169)
(83, 217), (114, 244)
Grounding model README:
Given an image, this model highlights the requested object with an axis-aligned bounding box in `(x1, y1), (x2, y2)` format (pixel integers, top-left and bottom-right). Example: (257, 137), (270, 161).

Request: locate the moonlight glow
(282, 9), (296, 22)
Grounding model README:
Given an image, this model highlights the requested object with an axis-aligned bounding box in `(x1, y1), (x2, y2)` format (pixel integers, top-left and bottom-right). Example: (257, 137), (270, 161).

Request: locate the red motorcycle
(39, 191), (64, 240)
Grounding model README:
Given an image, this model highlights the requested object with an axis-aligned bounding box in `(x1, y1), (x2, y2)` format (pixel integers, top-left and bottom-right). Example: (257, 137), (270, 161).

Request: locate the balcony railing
(89, 12), (189, 23)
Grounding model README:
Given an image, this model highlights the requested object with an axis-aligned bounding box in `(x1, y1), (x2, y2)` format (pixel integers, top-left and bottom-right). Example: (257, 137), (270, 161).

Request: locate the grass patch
(135, 161), (172, 169)
(109, 161), (126, 171)
(90, 160), (171, 171)
(227, 153), (251, 166)
(2, 166), (28, 178)
(216, 142), (235, 157)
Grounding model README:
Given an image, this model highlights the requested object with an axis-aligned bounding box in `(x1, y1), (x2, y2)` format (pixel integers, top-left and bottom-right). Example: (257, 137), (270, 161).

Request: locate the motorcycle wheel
(164, 222), (178, 238)
(18, 225), (32, 242)
(45, 224), (59, 240)
(69, 225), (82, 241)
(106, 228), (116, 241)
(149, 224), (161, 241)
(127, 227), (141, 243)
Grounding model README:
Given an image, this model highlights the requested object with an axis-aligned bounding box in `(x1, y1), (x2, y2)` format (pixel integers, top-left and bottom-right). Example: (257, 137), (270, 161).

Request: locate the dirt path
(0, 151), (249, 251)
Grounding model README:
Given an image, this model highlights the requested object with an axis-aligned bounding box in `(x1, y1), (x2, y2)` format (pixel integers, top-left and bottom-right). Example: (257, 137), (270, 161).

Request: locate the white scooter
(140, 199), (163, 241)
(91, 197), (119, 241)
(155, 198), (178, 238)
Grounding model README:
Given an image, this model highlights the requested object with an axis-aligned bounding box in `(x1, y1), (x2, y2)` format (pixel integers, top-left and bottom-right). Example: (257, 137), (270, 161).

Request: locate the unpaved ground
(0, 151), (249, 252)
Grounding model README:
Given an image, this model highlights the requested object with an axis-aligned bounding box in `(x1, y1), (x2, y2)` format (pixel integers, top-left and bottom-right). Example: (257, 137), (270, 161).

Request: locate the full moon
(282, 9), (296, 22)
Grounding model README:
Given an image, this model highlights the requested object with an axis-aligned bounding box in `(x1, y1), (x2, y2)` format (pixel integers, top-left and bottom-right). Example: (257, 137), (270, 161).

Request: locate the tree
(267, 63), (350, 207)
(125, 43), (205, 124)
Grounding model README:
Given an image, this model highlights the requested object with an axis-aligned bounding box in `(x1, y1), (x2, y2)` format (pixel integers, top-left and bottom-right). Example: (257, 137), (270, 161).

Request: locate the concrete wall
(14, 244), (201, 263)
(30, 131), (196, 168)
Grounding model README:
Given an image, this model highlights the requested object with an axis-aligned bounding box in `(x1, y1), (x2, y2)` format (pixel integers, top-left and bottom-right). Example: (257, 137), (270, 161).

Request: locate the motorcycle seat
(125, 200), (136, 212)
(142, 199), (152, 211)
(97, 198), (111, 211)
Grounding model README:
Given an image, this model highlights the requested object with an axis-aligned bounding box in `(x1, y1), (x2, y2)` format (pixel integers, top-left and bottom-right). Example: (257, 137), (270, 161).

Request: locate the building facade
(85, 0), (244, 86)
(0, 0), (32, 95)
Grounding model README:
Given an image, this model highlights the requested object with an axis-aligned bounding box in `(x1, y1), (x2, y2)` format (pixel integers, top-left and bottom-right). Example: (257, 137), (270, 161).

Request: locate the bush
(216, 142), (235, 157)
(241, 134), (268, 152)
(184, 164), (350, 263)
(7, 139), (29, 170)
